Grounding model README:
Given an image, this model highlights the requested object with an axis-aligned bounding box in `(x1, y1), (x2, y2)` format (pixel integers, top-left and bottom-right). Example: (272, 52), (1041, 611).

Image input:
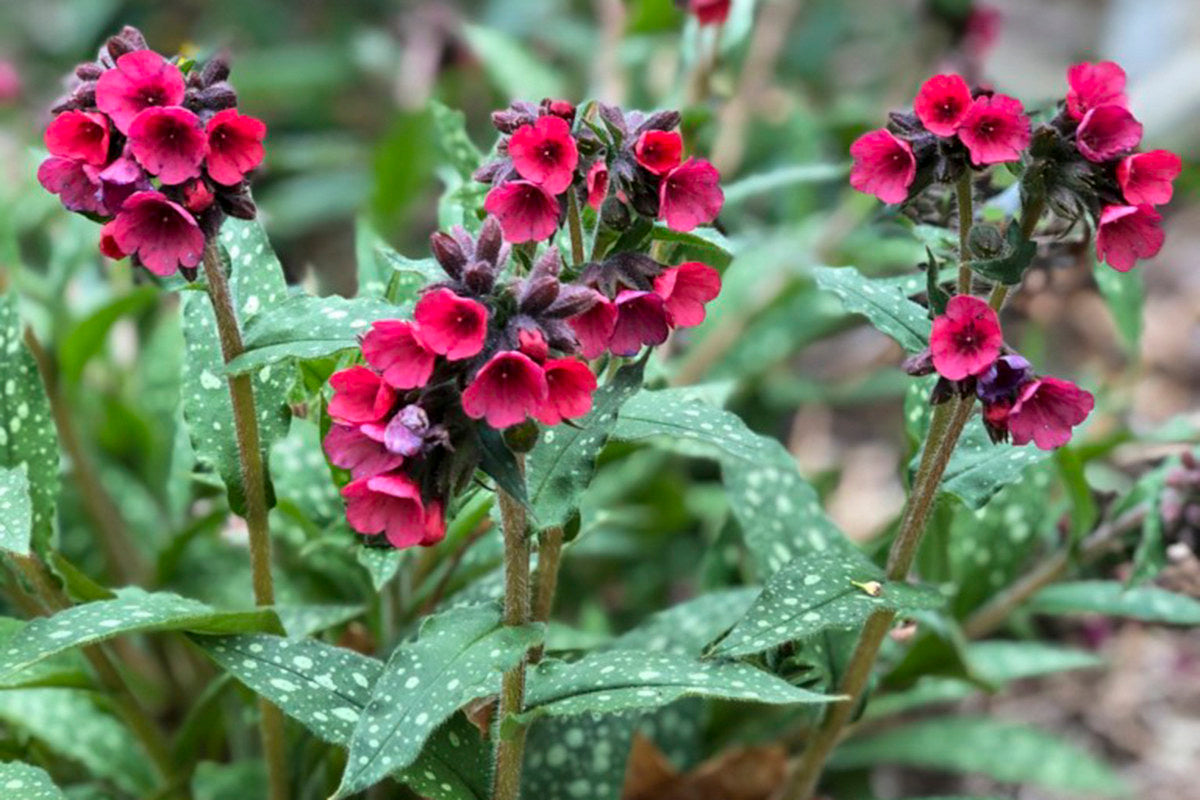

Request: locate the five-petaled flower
(913, 73), (973, 137)
(957, 93), (1030, 165)
(1096, 204), (1164, 272)
(849, 129), (915, 204)
(930, 295), (1004, 381)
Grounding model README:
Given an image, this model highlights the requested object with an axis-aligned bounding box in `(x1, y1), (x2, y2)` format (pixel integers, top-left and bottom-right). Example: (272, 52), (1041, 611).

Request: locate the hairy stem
(199, 241), (289, 800)
(566, 182), (587, 268)
(529, 526), (564, 664)
(955, 171), (974, 294)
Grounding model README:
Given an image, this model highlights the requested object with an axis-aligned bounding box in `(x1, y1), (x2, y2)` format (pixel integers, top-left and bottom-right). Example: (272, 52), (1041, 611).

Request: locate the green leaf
(722, 163), (849, 206)
(192, 760), (268, 800)
(477, 426), (529, 509)
(0, 760), (68, 800)
(395, 713), (490, 800)
(527, 358), (646, 532)
(965, 641), (1103, 685)
(1093, 258), (1143, 353)
(57, 286), (158, 384)
(181, 218), (291, 516)
(0, 464), (32, 555)
(0, 617), (88, 689)
(224, 294), (401, 374)
(519, 650), (835, 722)
(461, 24), (565, 102)
(521, 712), (638, 800)
(275, 604), (364, 638)
(712, 553), (944, 657)
(611, 587), (760, 656)
(0, 588), (278, 681)
(431, 100), (484, 182)
(649, 225), (736, 268)
(356, 547), (410, 592)
(0, 293), (60, 554)
(375, 247), (445, 306)
(813, 265), (931, 352)
(970, 224), (1037, 285)
(1027, 581), (1200, 624)
(929, 420), (1049, 510)
(829, 715), (1127, 796)
(334, 605), (542, 798)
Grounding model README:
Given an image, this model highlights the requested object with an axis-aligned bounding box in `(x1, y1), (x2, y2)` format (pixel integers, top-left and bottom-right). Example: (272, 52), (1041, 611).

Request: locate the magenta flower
(913, 73), (973, 137)
(957, 93), (1030, 165)
(484, 181), (561, 243)
(1065, 61), (1127, 121)
(342, 472), (440, 548)
(930, 295), (1003, 381)
(1075, 104), (1142, 163)
(97, 154), (151, 216)
(323, 424), (405, 479)
(517, 327), (550, 362)
(1117, 150), (1182, 206)
(95, 50), (186, 134)
(659, 158), (724, 232)
(534, 358), (597, 425)
(98, 220), (125, 260)
(328, 366), (397, 425)
(1095, 204), (1164, 272)
(37, 157), (104, 214)
(44, 110), (110, 167)
(413, 288), (488, 361)
(568, 294), (619, 359)
(610, 290), (670, 356)
(849, 129), (916, 204)
(109, 191), (205, 275)
(127, 106), (208, 184)
(461, 350), (549, 429)
(507, 114), (578, 195)
(654, 261), (720, 327)
(205, 109), (267, 186)
(634, 130), (683, 176)
(1007, 376), (1094, 450)
(361, 320), (436, 390)
(689, 0), (732, 25)
(586, 161), (609, 210)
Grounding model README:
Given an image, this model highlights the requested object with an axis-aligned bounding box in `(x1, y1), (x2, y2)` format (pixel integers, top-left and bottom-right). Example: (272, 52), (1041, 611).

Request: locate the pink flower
(413, 288), (488, 361)
(361, 320), (436, 389)
(913, 74), (973, 137)
(635, 130), (683, 176)
(535, 358), (597, 425)
(95, 50), (186, 134)
(98, 220), (125, 260)
(328, 366), (397, 425)
(484, 181), (561, 243)
(568, 294), (619, 359)
(689, 0), (732, 25)
(461, 351), (549, 429)
(957, 93), (1030, 165)
(610, 290), (670, 356)
(1095, 204), (1164, 272)
(37, 157), (103, 214)
(654, 261), (720, 327)
(127, 106), (207, 184)
(422, 500), (447, 546)
(342, 472), (437, 548)
(44, 110), (110, 167)
(659, 158), (723, 232)
(109, 191), (205, 275)
(586, 161), (609, 210)
(1075, 104), (1142, 162)
(507, 115), (579, 194)
(205, 109), (266, 186)
(324, 424), (405, 479)
(517, 327), (550, 362)
(1117, 150), (1182, 206)
(1066, 61), (1127, 121)
(929, 295), (1003, 381)
(1007, 377), (1094, 450)
(849, 129), (916, 204)
(97, 154), (150, 215)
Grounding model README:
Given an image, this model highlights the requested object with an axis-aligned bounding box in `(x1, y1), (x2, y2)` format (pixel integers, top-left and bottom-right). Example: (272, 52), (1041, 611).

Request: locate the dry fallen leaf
(623, 733), (788, 800)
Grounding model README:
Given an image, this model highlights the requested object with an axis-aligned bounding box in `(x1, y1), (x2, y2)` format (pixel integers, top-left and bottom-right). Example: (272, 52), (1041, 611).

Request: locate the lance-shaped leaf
(813, 265), (931, 352)
(1026, 581), (1200, 625)
(0, 464), (32, 555)
(610, 587), (760, 656)
(521, 712), (640, 800)
(333, 604), (541, 798)
(0, 760), (68, 799)
(712, 553), (944, 657)
(0, 588), (277, 681)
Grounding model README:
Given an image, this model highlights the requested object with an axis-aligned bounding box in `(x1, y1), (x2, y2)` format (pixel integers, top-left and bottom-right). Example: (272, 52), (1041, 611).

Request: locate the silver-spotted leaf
(0, 760), (68, 800)
(0, 464), (32, 555)
(813, 265), (931, 352)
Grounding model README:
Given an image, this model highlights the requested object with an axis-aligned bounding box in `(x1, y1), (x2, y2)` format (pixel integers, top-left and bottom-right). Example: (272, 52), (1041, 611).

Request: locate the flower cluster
(37, 26), (266, 277)
(475, 99), (724, 243)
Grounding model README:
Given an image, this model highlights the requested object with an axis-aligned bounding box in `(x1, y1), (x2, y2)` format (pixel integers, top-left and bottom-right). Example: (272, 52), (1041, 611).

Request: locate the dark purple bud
(976, 355), (1032, 404)
(542, 319), (579, 353)
(634, 109), (681, 134)
(463, 261), (496, 296)
(529, 247), (562, 280)
(201, 55), (231, 86)
(546, 284), (599, 318)
(930, 377), (956, 405)
(600, 196), (631, 230)
(519, 275), (560, 315)
(475, 216), (504, 266)
(473, 160), (505, 184)
(430, 231), (467, 279)
(106, 26), (147, 60)
(219, 190), (257, 220)
(75, 63), (104, 81)
(197, 82), (238, 111)
(902, 348), (935, 376)
(598, 103), (628, 138)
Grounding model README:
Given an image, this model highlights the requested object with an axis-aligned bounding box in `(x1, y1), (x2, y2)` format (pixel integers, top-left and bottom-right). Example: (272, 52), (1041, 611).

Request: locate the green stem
(566, 190), (586, 268)
(529, 526), (564, 664)
(200, 242), (289, 800)
(955, 171), (974, 294)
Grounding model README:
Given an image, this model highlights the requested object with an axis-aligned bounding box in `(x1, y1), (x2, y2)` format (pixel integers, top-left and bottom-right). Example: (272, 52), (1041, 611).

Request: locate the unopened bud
(503, 420), (540, 454)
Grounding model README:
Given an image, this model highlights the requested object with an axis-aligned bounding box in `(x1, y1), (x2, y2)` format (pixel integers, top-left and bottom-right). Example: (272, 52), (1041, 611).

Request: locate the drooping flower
(484, 180), (561, 243)
(361, 320), (436, 390)
(913, 73), (973, 137)
(507, 114), (579, 194)
(328, 366), (397, 425)
(323, 424), (405, 479)
(957, 93), (1030, 165)
(586, 160), (609, 210)
(421, 500), (447, 546)
(1007, 376), (1094, 450)
(341, 472), (435, 548)
(568, 294), (619, 359)
(413, 288), (488, 361)
(109, 190), (205, 275)
(688, 0), (732, 26)
(976, 354), (1032, 404)
(535, 358), (598, 425)
(1095, 204), (1164, 272)
(95, 50), (186, 134)
(1065, 61), (1127, 121)
(1075, 104), (1142, 162)
(205, 109), (266, 185)
(44, 110), (110, 166)
(659, 158), (724, 232)
(849, 129), (916, 204)
(461, 350), (549, 429)
(1116, 149), (1181, 206)
(127, 106), (208, 184)
(609, 290), (671, 356)
(654, 262), (720, 328)
(37, 157), (104, 214)
(634, 130), (683, 176)
(98, 220), (125, 260)
(929, 295), (1003, 381)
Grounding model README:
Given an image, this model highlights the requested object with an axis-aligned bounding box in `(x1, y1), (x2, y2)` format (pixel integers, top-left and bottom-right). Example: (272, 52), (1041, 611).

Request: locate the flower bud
(902, 348), (935, 376)
(200, 55), (231, 87)
(503, 419), (541, 454)
(430, 231), (467, 279)
(601, 196), (631, 231)
(969, 224), (1006, 259)
(636, 109), (681, 133)
(519, 275), (560, 315)
(75, 63), (104, 81)
(219, 190), (257, 220)
(196, 82), (238, 112)
(475, 216), (505, 266)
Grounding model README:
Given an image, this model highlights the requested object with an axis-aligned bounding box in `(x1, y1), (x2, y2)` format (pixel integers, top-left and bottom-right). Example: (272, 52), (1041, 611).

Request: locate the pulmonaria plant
(37, 26), (266, 278)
